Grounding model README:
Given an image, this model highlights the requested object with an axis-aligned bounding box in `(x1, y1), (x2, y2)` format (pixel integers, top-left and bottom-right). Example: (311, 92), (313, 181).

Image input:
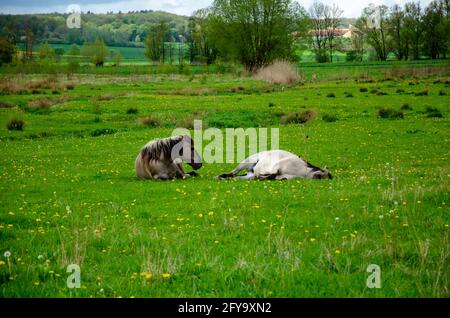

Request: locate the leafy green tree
(0, 36), (16, 66)
(208, 0), (308, 72)
(113, 50), (122, 66)
(388, 4), (409, 60)
(404, 2), (424, 60)
(360, 5), (390, 61)
(144, 21), (170, 64)
(82, 37), (108, 66)
(66, 44), (80, 74)
(39, 42), (55, 63)
(423, 0), (449, 59)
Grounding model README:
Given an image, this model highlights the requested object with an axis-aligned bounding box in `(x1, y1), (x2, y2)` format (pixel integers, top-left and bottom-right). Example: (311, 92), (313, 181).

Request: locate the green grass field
(0, 66), (449, 297)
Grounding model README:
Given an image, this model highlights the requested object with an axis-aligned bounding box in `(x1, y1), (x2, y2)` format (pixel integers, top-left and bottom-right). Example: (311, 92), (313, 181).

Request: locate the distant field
(0, 64), (448, 297)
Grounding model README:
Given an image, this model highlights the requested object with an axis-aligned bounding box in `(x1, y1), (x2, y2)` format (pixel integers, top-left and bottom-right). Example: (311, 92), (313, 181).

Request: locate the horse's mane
(141, 135), (184, 162)
(299, 156), (322, 172)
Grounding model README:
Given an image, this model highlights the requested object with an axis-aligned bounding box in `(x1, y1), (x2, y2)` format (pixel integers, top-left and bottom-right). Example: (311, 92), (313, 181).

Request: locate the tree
(209, 0), (308, 72)
(423, 0), (449, 59)
(144, 21), (170, 64)
(404, 2), (424, 60)
(388, 4), (409, 60)
(187, 9), (218, 65)
(66, 44), (80, 74)
(360, 5), (390, 61)
(82, 37), (108, 66)
(39, 42), (55, 63)
(324, 3), (343, 63)
(0, 36), (15, 66)
(309, 1), (328, 62)
(113, 50), (122, 66)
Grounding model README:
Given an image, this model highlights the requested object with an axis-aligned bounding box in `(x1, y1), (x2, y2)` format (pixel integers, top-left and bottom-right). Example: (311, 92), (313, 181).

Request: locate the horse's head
(312, 166), (333, 180)
(174, 135), (203, 170)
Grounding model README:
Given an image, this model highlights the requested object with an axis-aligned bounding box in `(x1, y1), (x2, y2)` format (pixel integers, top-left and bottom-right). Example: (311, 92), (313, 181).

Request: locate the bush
(0, 101), (14, 108)
(438, 90), (446, 96)
(396, 88), (405, 94)
(376, 91), (388, 96)
(139, 116), (161, 128)
(26, 99), (54, 113)
(415, 90), (429, 96)
(425, 107), (443, 118)
(378, 108), (404, 119)
(281, 110), (316, 125)
(322, 114), (338, 122)
(326, 92), (336, 98)
(360, 87), (368, 93)
(268, 102), (275, 107)
(254, 60), (300, 85)
(400, 103), (413, 110)
(7, 118), (24, 131)
(126, 108), (139, 114)
(90, 128), (117, 137)
(344, 92), (354, 98)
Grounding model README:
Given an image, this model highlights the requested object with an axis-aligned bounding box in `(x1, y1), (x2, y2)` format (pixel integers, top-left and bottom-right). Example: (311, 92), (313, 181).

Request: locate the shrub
(370, 89), (378, 94)
(281, 110), (316, 125)
(0, 101), (14, 108)
(378, 108), (404, 119)
(268, 102), (275, 107)
(254, 60), (300, 85)
(360, 87), (368, 93)
(139, 116), (161, 128)
(415, 90), (429, 96)
(344, 92), (354, 98)
(396, 88), (405, 94)
(438, 90), (446, 96)
(322, 114), (338, 122)
(425, 107), (443, 118)
(376, 91), (388, 96)
(90, 128), (117, 137)
(326, 92), (336, 98)
(93, 116), (101, 123)
(400, 103), (413, 111)
(26, 99), (54, 113)
(126, 108), (139, 114)
(7, 118), (24, 131)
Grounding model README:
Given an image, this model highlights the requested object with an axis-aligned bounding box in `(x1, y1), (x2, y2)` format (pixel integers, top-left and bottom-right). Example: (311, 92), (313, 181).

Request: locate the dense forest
(0, 10), (189, 47)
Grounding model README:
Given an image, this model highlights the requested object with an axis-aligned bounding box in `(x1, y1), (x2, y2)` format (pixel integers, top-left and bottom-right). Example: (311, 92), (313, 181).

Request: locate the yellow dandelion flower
(335, 249), (341, 254)
(0, 261), (5, 266)
(162, 273), (171, 279)
(208, 211), (214, 216)
(310, 238), (316, 242)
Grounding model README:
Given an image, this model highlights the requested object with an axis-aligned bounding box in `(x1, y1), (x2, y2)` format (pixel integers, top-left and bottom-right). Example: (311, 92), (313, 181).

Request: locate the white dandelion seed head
(379, 215), (384, 219)
(4, 251), (11, 258)
(38, 255), (44, 260)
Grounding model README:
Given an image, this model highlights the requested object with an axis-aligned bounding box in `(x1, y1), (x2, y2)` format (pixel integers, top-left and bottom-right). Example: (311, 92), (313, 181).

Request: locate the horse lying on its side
(217, 150), (332, 180)
(135, 135), (202, 180)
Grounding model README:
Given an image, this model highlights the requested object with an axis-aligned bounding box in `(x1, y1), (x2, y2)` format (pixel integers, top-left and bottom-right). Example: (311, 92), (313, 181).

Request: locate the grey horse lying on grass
(217, 150), (332, 180)
(135, 135), (202, 180)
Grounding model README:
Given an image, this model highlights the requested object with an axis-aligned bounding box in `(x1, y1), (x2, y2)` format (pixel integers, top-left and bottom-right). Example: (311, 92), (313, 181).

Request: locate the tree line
(0, 0), (449, 71)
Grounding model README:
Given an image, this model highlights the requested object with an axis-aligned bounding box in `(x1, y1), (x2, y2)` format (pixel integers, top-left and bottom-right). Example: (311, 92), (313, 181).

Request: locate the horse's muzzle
(191, 162), (203, 170)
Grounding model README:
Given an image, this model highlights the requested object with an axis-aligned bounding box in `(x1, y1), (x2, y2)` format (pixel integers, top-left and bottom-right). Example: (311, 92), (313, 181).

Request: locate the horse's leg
(275, 174), (299, 180)
(237, 172), (256, 180)
(217, 159), (259, 179)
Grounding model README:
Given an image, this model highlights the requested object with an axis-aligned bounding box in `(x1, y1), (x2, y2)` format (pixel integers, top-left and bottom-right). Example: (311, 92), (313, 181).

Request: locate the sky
(0, 0), (434, 17)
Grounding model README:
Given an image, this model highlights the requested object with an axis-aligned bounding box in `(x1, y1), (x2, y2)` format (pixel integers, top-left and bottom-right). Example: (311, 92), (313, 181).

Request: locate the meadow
(0, 63), (449, 297)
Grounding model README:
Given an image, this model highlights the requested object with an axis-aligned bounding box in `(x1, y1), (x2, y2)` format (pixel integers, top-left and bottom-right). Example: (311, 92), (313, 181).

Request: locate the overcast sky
(0, 0), (434, 17)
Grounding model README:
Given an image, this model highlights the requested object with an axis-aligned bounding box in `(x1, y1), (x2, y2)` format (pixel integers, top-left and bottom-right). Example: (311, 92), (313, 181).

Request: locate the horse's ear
(323, 165), (328, 170)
